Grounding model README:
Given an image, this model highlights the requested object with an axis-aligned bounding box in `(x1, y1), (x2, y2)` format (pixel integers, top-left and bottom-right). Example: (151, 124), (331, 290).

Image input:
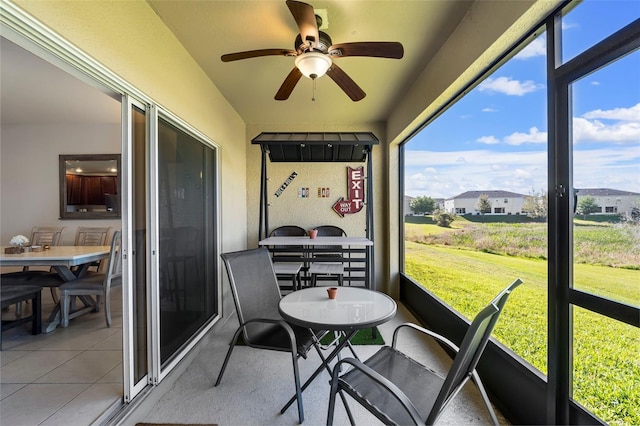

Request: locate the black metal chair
(216, 247), (329, 424)
(269, 225), (307, 291)
(309, 225), (347, 287)
(327, 278), (524, 425)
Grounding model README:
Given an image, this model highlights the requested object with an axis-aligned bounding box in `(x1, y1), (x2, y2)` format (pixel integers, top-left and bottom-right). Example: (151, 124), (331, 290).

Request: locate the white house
(576, 188), (640, 215)
(444, 190), (526, 215)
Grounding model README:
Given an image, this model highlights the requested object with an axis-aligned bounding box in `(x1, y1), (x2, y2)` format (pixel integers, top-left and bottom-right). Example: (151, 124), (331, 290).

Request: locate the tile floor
(1, 287), (124, 426)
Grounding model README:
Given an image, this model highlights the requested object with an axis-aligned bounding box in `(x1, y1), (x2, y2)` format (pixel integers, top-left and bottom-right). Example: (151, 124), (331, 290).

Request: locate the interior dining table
(0, 245), (111, 332)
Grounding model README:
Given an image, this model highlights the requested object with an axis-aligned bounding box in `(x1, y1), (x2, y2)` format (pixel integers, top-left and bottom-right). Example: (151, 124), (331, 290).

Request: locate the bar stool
(273, 262), (303, 291)
(309, 262), (344, 287)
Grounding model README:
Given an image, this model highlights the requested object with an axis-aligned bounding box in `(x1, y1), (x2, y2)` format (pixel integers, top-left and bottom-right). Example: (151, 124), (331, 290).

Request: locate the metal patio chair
(216, 247), (329, 424)
(327, 278), (524, 425)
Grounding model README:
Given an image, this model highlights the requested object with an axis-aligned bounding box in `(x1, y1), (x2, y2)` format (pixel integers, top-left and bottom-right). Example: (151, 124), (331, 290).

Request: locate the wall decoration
(274, 171), (297, 197)
(317, 187), (330, 198)
(332, 166), (365, 217)
(297, 187), (310, 198)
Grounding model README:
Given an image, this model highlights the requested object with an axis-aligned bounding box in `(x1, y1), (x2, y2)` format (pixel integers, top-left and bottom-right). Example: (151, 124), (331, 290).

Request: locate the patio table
(278, 286), (396, 416)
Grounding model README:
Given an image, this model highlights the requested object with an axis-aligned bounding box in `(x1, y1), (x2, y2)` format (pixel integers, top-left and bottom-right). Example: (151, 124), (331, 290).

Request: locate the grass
(403, 217), (640, 425)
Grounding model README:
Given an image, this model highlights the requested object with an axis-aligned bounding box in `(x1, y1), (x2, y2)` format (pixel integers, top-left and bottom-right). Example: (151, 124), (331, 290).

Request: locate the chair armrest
(333, 357), (424, 425)
(239, 317), (298, 354)
(392, 322), (460, 354)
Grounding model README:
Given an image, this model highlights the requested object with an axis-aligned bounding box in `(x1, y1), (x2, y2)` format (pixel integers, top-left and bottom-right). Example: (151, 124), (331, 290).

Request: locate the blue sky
(404, 0), (640, 199)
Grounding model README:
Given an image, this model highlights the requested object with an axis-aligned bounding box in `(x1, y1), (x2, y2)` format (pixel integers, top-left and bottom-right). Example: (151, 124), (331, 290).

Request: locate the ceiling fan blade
(329, 42), (404, 59)
(326, 63), (366, 102)
(275, 67), (303, 100)
(221, 48), (296, 62)
(286, 0), (319, 50)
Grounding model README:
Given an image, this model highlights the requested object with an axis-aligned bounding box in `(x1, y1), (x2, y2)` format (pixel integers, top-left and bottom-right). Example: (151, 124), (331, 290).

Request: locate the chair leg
(327, 373), (339, 425)
(290, 349), (304, 424)
(105, 291), (111, 327)
(472, 370), (499, 426)
(61, 292), (70, 328)
(215, 327), (243, 386)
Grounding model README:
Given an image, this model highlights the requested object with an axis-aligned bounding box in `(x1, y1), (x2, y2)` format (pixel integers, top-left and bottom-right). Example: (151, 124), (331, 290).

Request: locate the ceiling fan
(221, 0), (404, 102)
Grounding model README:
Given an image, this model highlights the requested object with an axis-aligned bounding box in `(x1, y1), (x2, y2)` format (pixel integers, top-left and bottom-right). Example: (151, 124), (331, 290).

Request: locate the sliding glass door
(156, 116), (219, 369)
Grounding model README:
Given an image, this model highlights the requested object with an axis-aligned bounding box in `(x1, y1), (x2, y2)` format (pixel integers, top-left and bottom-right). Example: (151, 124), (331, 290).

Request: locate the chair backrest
(75, 226), (112, 246)
(104, 230), (123, 288)
(313, 225), (347, 255)
(315, 225), (346, 237)
(30, 226), (65, 246)
(220, 248), (282, 344)
(269, 225), (307, 256)
(427, 278), (523, 423)
(269, 225), (306, 237)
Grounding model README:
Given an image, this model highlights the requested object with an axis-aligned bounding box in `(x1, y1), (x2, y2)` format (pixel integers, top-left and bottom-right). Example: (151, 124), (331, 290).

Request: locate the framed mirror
(59, 154), (121, 219)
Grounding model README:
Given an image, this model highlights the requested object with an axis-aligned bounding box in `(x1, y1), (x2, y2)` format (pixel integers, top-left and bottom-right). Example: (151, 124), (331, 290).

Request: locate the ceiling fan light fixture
(295, 51), (331, 79)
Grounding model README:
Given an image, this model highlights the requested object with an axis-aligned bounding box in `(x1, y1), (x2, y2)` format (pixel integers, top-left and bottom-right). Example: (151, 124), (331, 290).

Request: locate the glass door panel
(157, 117), (218, 366)
(123, 99), (150, 401)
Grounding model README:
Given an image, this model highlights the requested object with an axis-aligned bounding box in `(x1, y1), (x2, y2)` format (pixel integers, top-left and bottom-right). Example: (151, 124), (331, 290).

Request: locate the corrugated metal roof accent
(576, 188), (640, 196)
(252, 132), (379, 162)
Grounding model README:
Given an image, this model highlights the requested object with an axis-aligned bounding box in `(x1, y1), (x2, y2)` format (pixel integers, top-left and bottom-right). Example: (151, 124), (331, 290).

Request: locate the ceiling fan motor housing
(295, 30), (332, 53)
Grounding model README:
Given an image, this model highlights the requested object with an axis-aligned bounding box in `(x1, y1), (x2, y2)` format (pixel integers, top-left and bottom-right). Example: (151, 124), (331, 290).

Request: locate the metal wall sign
(332, 166), (365, 217)
(274, 171), (297, 197)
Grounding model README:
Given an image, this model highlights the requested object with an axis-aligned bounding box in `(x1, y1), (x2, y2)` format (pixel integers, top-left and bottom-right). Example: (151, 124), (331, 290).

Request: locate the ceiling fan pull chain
(312, 78), (316, 101)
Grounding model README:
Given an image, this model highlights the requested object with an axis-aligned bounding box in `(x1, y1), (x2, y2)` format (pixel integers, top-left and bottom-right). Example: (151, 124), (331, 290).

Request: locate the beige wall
(0, 123), (122, 248)
(11, 0), (247, 313)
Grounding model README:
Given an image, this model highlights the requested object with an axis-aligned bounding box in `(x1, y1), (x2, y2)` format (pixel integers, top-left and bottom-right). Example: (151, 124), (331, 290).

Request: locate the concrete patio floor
(132, 301), (508, 426)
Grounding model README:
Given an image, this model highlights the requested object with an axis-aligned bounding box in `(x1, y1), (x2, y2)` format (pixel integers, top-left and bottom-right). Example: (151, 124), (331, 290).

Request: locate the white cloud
(582, 103), (640, 121)
(404, 149), (548, 198)
(591, 81), (600, 86)
(478, 76), (543, 96)
(573, 117), (640, 144)
(514, 37), (546, 59)
(477, 135), (500, 145)
(482, 107), (498, 112)
(404, 145), (639, 199)
(504, 127), (547, 145)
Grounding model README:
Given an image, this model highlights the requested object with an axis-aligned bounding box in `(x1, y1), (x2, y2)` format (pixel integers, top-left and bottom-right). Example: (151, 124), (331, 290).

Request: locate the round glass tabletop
(278, 287), (397, 331)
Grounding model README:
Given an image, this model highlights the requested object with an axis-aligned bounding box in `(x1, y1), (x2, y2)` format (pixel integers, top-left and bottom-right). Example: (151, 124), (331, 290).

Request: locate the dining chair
(309, 225), (347, 287)
(216, 247), (329, 424)
(21, 226), (66, 272)
(327, 278), (524, 426)
(74, 226), (112, 272)
(59, 230), (122, 328)
(269, 225), (307, 291)
(1, 226), (66, 315)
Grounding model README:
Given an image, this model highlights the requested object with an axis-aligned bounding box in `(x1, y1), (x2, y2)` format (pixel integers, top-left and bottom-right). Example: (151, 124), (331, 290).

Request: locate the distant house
(444, 190), (526, 215)
(404, 195), (445, 215)
(576, 188), (640, 215)
(404, 195), (415, 215)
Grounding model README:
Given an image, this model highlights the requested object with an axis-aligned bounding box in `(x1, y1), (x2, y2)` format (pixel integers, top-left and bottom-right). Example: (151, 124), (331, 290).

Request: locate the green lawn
(404, 241), (640, 425)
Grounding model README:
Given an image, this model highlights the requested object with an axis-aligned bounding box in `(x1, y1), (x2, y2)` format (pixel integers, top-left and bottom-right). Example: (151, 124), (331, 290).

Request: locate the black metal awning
(251, 132), (379, 162)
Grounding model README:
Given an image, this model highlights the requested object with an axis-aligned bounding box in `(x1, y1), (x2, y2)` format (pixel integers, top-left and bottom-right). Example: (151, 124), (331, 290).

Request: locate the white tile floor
(1, 287), (124, 426)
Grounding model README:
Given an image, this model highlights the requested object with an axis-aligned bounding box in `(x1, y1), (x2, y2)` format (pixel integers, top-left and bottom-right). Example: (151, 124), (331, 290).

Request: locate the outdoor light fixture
(295, 51), (332, 79)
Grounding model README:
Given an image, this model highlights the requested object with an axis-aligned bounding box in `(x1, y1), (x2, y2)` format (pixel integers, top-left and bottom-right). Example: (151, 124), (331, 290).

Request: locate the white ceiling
(0, 37), (121, 126)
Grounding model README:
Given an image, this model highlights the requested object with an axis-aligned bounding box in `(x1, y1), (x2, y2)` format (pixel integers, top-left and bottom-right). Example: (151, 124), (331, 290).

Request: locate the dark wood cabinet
(66, 174), (118, 205)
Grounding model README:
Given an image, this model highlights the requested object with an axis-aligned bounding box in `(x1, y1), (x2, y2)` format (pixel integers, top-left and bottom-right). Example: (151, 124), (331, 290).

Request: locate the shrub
(433, 210), (455, 227)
